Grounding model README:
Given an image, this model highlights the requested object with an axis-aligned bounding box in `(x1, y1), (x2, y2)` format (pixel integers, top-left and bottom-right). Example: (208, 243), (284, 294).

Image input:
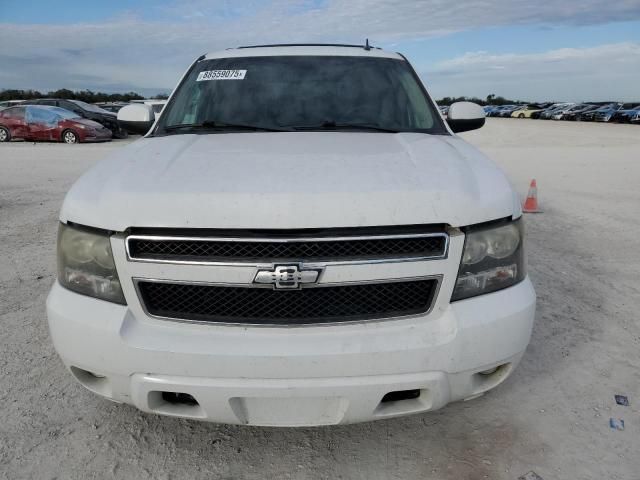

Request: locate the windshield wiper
(288, 121), (399, 133)
(163, 120), (290, 133)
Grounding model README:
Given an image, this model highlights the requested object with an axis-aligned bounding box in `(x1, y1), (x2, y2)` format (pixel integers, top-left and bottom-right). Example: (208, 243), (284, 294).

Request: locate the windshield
(70, 99), (111, 115)
(156, 55), (446, 135)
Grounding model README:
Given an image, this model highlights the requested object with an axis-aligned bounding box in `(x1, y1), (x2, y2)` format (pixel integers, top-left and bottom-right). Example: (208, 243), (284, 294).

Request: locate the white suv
(47, 44), (535, 426)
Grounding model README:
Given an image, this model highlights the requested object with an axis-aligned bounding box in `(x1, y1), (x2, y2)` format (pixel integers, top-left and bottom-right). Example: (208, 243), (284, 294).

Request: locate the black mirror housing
(447, 117), (486, 133)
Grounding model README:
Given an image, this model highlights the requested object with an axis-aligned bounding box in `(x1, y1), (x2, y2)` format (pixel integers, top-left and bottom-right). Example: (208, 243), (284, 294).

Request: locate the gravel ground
(1, 120), (639, 479)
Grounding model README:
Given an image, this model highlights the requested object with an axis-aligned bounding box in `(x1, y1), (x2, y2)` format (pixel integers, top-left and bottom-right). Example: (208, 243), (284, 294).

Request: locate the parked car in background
(498, 105), (523, 117)
(484, 106), (502, 117)
(551, 104), (588, 120)
(611, 105), (640, 123)
(593, 103), (632, 122)
(486, 105), (503, 117)
(577, 104), (617, 122)
(511, 104), (548, 118)
(541, 104), (576, 120)
(529, 108), (547, 119)
(531, 103), (569, 120)
(562, 104), (599, 121)
(486, 105), (512, 117)
(0, 105), (112, 143)
(538, 107), (557, 120)
(530, 106), (553, 119)
(438, 105), (449, 118)
(22, 98), (127, 138)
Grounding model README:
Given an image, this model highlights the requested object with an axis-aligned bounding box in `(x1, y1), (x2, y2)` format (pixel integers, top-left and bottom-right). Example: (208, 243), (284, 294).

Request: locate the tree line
(0, 89), (169, 103)
(0, 89), (545, 106)
(435, 94), (530, 106)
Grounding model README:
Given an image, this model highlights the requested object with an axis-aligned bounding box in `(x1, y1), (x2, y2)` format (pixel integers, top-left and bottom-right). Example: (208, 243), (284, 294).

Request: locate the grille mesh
(128, 235), (446, 262)
(137, 279), (437, 325)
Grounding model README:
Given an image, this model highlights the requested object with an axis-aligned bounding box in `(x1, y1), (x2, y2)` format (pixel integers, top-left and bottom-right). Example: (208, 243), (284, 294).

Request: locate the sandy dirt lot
(1, 119), (639, 479)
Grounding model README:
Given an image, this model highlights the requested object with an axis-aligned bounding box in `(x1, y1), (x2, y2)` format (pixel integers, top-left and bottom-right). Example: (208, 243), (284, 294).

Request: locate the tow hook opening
(147, 390), (206, 419)
(374, 388), (432, 417)
(161, 391), (199, 406)
(381, 389), (421, 403)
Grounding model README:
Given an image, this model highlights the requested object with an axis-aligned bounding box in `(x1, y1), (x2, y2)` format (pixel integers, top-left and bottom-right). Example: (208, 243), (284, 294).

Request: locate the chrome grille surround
(125, 228), (449, 326)
(126, 231), (449, 266)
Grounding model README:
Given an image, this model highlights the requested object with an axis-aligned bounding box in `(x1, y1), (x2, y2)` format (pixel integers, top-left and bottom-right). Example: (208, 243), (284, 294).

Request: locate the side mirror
(446, 102), (486, 133)
(117, 104), (155, 135)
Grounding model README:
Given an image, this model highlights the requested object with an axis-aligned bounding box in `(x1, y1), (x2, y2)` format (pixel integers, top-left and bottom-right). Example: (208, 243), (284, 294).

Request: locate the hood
(61, 132), (519, 231)
(96, 111), (117, 119)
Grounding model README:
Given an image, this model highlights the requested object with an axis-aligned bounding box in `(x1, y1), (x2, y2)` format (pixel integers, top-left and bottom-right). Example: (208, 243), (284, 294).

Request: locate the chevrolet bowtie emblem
(254, 265), (322, 290)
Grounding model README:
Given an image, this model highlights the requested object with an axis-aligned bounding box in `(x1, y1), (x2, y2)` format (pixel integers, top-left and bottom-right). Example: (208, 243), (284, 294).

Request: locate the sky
(1, 0), (640, 101)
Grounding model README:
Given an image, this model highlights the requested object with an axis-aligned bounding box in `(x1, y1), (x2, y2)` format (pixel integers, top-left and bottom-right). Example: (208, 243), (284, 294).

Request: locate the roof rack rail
(237, 42), (381, 51)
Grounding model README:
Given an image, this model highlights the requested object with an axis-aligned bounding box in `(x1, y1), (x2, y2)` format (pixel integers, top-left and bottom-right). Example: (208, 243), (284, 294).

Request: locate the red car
(0, 105), (112, 143)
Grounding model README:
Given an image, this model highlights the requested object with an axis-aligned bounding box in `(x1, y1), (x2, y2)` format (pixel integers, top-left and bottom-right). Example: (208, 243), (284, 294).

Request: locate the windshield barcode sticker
(196, 70), (247, 81)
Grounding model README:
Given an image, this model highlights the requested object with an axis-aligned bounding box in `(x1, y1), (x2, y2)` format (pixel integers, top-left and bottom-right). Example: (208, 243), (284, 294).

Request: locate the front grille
(137, 279), (438, 325)
(127, 233), (447, 263)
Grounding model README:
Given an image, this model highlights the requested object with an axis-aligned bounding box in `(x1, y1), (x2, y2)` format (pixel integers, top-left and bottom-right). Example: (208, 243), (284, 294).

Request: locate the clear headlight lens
(57, 223), (126, 304)
(451, 218), (526, 301)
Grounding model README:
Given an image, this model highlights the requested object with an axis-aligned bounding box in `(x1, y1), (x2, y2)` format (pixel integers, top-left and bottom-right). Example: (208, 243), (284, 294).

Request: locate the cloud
(0, 0), (639, 94)
(424, 42), (640, 101)
(156, 0), (640, 33)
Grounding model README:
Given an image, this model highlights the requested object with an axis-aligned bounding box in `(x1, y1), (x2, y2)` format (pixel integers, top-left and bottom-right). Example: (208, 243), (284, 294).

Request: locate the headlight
(451, 218), (526, 301)
(57, 223), (126, 304)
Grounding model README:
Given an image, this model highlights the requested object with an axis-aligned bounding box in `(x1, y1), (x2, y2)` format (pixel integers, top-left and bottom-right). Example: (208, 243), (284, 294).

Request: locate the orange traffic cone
(522, 179), (541, 213)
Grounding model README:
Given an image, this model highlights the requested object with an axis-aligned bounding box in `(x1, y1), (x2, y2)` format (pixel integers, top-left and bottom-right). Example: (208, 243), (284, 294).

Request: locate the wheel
(518, 113), (525, 119)
(0, 126), (10, 142)
(62, 130), (78, 144)
(113, 129), (128, 139)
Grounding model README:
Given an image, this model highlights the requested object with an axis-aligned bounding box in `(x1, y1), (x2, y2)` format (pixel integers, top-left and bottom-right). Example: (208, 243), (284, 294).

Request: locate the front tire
(62, 130), (79, 144)
(0, 126), (10, 142)
(518, 113), (525, 119)
(113, 129), (128, 139)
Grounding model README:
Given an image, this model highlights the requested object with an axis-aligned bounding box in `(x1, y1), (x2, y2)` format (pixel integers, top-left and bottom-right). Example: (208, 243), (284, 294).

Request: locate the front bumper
(84, 131), (112, 142)
(47, 277), (536, 426)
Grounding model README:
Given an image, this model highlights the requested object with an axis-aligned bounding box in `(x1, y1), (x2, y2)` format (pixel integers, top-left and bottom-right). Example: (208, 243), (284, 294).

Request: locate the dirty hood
(61, 132), (519, 231)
